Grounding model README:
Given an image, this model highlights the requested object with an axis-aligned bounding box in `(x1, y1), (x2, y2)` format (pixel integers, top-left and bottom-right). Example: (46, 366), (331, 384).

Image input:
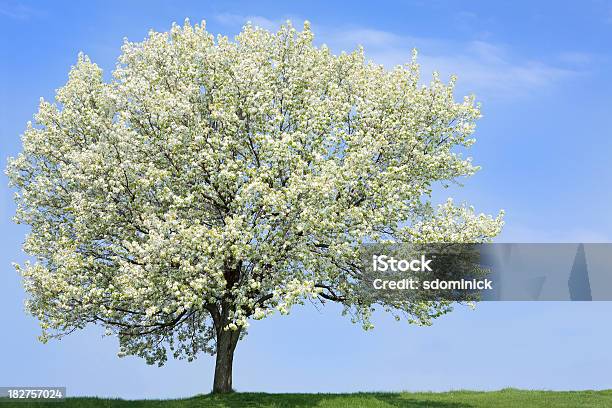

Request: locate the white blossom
(6, 20), (503, 367)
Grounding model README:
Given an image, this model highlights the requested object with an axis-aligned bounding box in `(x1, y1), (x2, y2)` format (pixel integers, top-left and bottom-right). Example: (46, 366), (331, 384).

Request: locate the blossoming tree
(7, 20), (503, 393)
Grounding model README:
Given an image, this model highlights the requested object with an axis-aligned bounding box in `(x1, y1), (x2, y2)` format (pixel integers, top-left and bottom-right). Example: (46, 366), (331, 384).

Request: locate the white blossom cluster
(6, 20), (504, 365)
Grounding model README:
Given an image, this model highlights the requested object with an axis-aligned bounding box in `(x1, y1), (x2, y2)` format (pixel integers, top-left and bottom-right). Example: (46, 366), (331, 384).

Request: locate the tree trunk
(212, 327), (240, 393)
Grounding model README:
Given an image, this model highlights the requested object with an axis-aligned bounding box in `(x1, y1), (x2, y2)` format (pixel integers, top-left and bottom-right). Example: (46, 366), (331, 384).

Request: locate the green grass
(2, 389), (612, 407)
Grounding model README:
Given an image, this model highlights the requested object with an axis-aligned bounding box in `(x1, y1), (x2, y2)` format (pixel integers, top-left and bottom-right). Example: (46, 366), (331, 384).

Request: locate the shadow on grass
(185, 392), (474, 408)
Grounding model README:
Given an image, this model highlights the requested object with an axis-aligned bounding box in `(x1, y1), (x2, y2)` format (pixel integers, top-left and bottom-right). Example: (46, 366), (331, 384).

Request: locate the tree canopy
(7, 20), (503, 392)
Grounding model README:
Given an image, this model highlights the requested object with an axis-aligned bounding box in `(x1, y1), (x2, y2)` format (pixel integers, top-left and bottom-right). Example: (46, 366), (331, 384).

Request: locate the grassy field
(2, 389), (612, 407)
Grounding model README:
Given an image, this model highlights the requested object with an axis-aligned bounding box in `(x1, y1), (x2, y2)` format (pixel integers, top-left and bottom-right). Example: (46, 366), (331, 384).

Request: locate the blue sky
(1, 0), (612, 398)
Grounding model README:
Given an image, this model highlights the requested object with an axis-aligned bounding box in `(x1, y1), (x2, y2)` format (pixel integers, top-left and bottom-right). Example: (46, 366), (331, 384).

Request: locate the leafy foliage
(6, 20), (503, 366)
